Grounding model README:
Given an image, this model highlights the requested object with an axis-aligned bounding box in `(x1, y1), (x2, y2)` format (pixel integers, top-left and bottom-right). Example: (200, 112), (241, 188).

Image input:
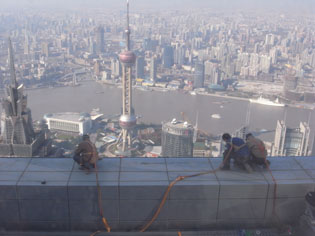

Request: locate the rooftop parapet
(0, 157), (314, 232)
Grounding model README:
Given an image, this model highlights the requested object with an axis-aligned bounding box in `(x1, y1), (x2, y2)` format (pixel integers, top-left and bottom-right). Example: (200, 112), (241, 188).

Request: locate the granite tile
(219, 180), (268, 199)
(121, 158), (166, 172)
(120, 172), (168, 182)
(0, 200), (19, 223)
(120, 181), (169, 200)
(19, 199), (69, 221)
(17, 181), (68, 200)
(19, 171), (71, 182)
(0, 171), (23, 181)
(0, 181), (17, 200)
(169, 180), (219, 200)
(69, 200), (118, 221)
(295, 157), (315, 170)
(262, 170), (311, 181)
(265, 197), (305, 223)
(168, 171), (217, 182)
(68, 181), (118, 200)
(218, 199), (266, 219)
(69, 171), (119, 182)
(215, 169), (265, 181)
(166, 158), (212, 172)
(168, 199), (218, 220)
(0, 158), (31, 171)
(26, 158), (74, 172)
(266, 179), (315, 198)
(120, 200), (168, 221)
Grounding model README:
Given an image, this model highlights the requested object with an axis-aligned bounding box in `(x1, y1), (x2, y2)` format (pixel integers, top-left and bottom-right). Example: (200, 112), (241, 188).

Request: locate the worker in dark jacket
(73, 134), (99, 170)
(221, 133), (253, 173)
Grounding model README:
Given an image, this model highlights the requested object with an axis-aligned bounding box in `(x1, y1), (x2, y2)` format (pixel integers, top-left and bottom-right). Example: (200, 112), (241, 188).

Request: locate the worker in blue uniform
(221, 133), (253, 173)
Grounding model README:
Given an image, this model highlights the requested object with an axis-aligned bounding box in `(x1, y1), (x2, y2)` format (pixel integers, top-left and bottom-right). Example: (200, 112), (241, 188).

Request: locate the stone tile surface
(218, 199), (266, 219)
(219, 180), (268, 199)
(120, 172), (168, 182)
(168, 172), (217, 181)
(215, 170), (265, 181)
(0, 171), (23, 181)
(166, 158), (212, 172)
(295, 157), (315, 170)
(262, 170), (311, 181)
(26, 158), (74, 172)
(169, 181), (219, 200)
(0, 182), (17, 199)
(19, 199), (69, 221)
(120, 181), (170, 200)
(121, 158), (166, 172)
(267, 157), (302, 170)
(17, 182), (68, 200)
(0, 158), (31, 171)
(19, 172), (71, 182)
(168, 199), (218, 220)
(266, 179), (315, 198)
(69, 171), (119, 182)
(120, 200), (168, 221)
(0, 200), (19, 223)
(68, 181), (118, 200)
(69, 199), (119, 221)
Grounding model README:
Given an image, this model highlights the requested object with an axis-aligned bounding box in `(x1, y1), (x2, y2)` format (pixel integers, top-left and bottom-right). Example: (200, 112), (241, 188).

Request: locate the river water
(1, 81), (314, 142)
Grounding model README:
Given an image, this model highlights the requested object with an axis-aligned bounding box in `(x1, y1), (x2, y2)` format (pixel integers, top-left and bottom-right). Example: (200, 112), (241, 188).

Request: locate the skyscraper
(115, 0), (137, 155)
(162, 45), (174, 68)
(150, 56), (157, 82)
(96, 26), (105, 54)
(161, 119), (194, 157)
(0, 39), (50, 157)
(272, 120), (310, 157)
(136, 56), (145, 79)
(193, 61), (205, 88)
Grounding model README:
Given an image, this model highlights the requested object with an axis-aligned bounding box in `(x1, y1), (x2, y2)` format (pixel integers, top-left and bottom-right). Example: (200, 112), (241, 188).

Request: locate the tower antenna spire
(8, 38), (18, 88)
(126, 0), (131, 51)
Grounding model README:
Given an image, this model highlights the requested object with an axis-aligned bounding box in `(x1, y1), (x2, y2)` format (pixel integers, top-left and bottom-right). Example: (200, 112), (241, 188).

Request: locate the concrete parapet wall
(0, 157), (314, 232)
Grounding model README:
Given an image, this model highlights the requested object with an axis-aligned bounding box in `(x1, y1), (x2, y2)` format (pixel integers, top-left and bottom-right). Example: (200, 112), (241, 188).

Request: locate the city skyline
(0, 0), (314, 11)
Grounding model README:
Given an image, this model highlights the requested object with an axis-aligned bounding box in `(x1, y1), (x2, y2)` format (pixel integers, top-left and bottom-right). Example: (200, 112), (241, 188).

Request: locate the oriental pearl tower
(116, 0), (137, 155)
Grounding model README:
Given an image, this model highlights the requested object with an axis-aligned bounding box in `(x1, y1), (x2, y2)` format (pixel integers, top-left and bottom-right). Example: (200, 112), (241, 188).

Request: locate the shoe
(220, 165), (230, 171)
(244, 163), (253, 173)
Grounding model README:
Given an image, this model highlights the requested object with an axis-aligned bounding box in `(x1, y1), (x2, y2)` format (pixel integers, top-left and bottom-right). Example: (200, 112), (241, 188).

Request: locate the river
(1, 81), (314, 142)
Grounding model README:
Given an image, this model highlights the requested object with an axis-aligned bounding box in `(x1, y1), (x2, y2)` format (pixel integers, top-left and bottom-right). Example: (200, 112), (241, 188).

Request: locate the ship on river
(249, 96), (285, 107)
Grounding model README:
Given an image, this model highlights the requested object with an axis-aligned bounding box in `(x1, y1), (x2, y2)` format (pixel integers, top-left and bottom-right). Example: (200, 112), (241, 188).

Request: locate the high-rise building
(111, 58), (122, 78)
(162, 46), (174, 68)
(150, 56), (157, 82)
(136, 56), (145, 79)
(96, 26), (105, 54)
(161, 119), (194, 157)
(272, 120), (310, 157)
(41, 42), (49, 57)
(0, 39), (50, 157)
(193, 61), (205, 88)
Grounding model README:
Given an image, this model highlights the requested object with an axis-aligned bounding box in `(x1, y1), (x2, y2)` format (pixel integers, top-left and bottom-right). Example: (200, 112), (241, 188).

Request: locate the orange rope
(91, 163), (111, 235)
(178, 232), (182, 236)
(140, 146), (234, 232)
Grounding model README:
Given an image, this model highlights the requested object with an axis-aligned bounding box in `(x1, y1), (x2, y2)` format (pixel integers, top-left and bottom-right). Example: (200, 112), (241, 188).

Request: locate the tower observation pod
(115, 0), (137, 156)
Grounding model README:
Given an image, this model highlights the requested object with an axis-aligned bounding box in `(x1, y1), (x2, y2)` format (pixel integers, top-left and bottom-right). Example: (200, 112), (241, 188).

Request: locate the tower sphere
(119, 114), (137, 129)
(119, 51), (136, 65)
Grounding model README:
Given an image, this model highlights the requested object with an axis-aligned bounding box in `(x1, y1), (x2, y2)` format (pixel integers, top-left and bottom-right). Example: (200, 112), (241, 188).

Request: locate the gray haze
(1, 0), (314, 11)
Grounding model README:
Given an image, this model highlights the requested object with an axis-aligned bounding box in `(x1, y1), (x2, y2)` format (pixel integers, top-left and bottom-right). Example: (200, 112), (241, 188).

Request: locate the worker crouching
(221, 133), (253, 173)
(73, 134), (99, 171)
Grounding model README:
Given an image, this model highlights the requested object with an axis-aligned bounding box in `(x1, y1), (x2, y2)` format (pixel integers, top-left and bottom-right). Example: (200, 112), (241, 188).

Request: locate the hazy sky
(1, 0), (314, 11)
